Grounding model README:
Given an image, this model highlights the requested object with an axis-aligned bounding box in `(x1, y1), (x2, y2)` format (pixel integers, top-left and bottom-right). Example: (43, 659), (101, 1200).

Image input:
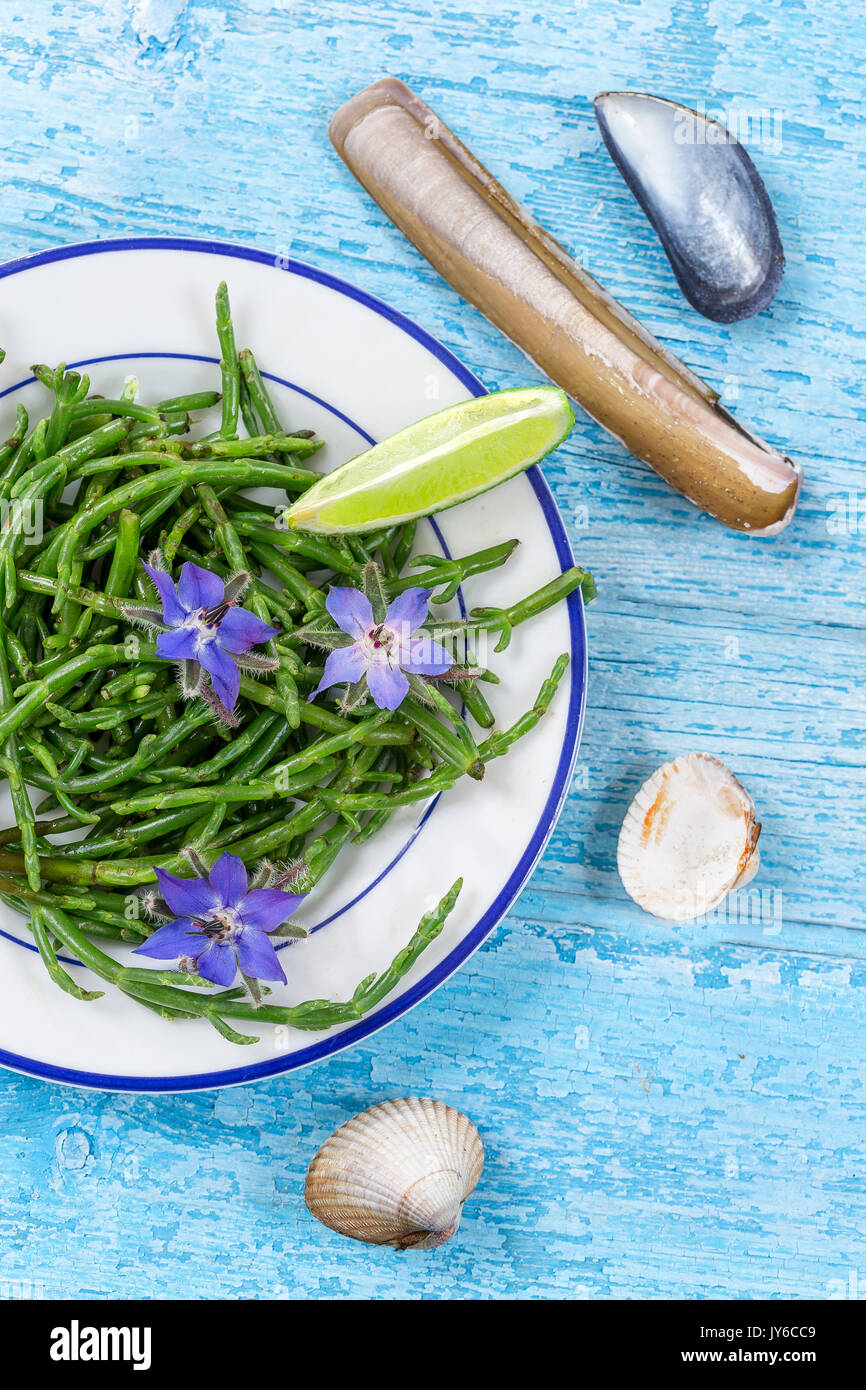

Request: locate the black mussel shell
(594, 92), (784, 323)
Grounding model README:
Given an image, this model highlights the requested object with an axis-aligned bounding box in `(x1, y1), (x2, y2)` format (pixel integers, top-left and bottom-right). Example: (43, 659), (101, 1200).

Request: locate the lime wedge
(286, 386), (574, 534)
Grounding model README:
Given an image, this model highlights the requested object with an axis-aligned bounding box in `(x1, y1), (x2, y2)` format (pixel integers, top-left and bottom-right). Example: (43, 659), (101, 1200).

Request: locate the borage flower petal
(155, 627), (199, 662)
(383, 587), (432, 636)
(235, 931), (287, 985)
(326, 586), (374, 638)
(177, 561), (224, 613)
(154, 866), (218, 919)
(208, 852), (248, 909)
(196, 940), (237, 987)
(134, 916), (203, 960)
(217, 606), (279, 654)
(142, 562), (187, 627)
(237, 888), (305, 933)
(399, 635), (453, 677)
(308, 643), (366, 702)
(367, 661), (409, 711)
(197, 640), (241, 713)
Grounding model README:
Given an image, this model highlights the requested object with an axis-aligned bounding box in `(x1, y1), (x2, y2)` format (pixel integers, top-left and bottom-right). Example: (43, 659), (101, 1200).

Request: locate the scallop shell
(617, 753), (761, 922)
(305, 1097), (484, 1250)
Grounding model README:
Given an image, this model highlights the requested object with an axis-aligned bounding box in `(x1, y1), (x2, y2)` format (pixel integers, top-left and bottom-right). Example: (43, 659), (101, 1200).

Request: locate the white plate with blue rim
(0, 237), (587, 1092)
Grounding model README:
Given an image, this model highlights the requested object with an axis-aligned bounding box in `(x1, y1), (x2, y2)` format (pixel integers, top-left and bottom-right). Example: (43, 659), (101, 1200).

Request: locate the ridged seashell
(305, 1098), (484, 1250)
(617, 753), (761, 922)
(595, 92), (784, 323)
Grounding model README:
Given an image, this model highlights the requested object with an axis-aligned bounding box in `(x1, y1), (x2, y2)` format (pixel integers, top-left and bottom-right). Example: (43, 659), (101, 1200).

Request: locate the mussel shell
(595, 92), (784, 323)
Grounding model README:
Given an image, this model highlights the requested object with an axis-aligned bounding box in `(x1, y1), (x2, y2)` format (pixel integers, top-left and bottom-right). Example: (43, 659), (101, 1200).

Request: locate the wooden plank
(0, 0), (862, 1302)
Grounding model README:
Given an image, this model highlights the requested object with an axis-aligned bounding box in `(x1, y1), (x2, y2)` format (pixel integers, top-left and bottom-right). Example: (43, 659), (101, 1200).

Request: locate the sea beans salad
(0, 284), (593, 1044)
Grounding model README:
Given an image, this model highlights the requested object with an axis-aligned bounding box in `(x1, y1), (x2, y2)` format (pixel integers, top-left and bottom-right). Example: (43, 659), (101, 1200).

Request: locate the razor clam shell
(594, 92), (785, 324)
(330, 79), (801, 535)
(617, 753), (761, 923)
(304, 1097), (484, 1250)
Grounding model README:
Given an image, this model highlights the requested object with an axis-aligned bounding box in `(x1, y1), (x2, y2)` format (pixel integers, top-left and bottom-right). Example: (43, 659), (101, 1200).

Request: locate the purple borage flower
(140, 560), (278, 714)
(308, 585), (452, 711)
(134, 852), (303, 986)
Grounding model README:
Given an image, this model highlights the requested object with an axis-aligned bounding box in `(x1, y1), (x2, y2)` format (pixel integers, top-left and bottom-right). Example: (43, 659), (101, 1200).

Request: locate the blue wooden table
(1, 0), (863, 1300)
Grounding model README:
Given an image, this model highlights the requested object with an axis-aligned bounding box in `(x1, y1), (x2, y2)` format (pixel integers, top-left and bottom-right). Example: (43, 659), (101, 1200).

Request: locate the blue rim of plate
(0, 236), (587, 1092)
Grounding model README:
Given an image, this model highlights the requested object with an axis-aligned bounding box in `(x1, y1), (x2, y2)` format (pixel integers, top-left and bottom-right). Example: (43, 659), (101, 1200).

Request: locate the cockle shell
(304, 1098), (484, 1250)
(617, 753), (761, 922)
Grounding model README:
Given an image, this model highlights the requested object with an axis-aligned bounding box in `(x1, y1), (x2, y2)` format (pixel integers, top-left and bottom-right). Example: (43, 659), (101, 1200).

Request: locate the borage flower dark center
(199, 909), (238, 942)
(368, 624), (394, 655)
(203, 598), (235, 625)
